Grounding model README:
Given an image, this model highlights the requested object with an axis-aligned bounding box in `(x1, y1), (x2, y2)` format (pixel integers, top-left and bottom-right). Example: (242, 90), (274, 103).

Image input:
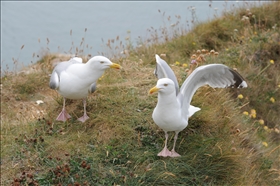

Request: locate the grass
(1, 1), (280, 185)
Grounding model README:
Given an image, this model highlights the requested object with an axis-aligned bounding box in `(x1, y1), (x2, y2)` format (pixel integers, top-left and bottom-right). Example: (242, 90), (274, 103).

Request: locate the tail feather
(188, 105), (201, 118)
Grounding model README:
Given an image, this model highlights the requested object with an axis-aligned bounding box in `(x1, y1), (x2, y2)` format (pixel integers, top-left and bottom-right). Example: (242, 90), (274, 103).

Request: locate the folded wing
(88, 82), (97, 93)
(49, 57), (83, 90)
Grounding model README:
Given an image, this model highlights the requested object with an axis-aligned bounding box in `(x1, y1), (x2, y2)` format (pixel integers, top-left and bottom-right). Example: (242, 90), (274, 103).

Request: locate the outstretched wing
(154, 54), (179, 95)
(178, 64), (247, 119)
(49, 57), (82, 90)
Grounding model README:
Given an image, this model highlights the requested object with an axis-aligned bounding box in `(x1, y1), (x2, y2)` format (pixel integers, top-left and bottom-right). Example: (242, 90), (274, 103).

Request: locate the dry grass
(1, 1), (280, 185)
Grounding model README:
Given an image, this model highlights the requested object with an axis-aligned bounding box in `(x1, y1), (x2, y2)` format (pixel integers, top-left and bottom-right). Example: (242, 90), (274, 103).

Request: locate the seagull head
(87, 56), (121, 70)
(149, 78), (176, 95)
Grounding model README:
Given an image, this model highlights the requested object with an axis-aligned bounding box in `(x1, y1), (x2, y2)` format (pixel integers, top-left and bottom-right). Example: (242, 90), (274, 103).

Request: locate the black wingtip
(229, 68), (248, 88)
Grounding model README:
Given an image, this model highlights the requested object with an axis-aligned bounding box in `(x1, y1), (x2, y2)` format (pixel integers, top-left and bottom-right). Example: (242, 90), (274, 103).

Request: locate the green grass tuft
(1, 1), (280, 185)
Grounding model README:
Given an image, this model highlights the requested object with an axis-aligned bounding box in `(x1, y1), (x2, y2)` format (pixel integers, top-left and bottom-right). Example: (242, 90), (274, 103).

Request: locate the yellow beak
(149, 86), (160, 94)
(110, 63), (122, 70)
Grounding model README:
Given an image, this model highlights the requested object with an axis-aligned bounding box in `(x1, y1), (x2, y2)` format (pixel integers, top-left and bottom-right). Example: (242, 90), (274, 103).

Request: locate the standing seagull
(149, 54), (247, 157)
(49, 56), (121, 122)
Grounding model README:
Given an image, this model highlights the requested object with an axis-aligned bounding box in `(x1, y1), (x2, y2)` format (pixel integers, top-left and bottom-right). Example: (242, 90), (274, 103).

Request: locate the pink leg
(56, 98), (71, 122)
(170, 131), (181, 157)
(77, 99), (89, 123)
(158, 131), (172, 157)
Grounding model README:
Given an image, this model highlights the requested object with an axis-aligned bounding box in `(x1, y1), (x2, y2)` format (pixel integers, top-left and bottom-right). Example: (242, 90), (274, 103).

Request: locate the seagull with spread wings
(149, 54), (247, 157)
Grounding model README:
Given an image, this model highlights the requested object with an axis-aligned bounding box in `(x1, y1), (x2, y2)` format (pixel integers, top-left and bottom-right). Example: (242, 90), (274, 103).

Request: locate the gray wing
(71, 56), (83, 63)
(88, 82), (97, 93)
(178, 64), (247, 119)
(49, 58), (82, 90)
(154, 54), (179, 95)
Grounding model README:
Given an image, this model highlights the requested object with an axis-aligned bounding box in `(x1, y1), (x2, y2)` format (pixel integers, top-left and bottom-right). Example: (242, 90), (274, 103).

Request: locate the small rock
(36, 100), (44, 105)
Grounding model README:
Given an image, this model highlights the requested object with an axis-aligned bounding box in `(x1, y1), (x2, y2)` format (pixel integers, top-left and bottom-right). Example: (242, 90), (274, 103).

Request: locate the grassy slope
(1, 2), (280, 185)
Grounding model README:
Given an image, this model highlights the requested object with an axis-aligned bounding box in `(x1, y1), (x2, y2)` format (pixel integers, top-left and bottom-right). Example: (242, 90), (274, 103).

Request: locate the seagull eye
(100, 61), (105, 64)
(164, 84), (168, 87)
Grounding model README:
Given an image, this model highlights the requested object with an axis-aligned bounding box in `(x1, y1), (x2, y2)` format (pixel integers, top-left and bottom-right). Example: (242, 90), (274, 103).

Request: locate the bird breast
(57, 71), (94, 99)
(152, 104), (187, 132)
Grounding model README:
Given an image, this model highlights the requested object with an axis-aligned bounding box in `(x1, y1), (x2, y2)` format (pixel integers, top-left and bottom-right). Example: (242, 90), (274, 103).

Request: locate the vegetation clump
(1, 1), (280, 185)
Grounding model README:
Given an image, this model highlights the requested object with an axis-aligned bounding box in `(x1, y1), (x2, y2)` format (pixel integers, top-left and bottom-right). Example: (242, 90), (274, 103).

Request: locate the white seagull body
(149, 54), (247, 157)
(49, 56), (121, 122)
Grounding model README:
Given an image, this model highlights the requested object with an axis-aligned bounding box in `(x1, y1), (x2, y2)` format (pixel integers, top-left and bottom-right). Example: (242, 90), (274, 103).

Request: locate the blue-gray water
(1, 1), (262, 73)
